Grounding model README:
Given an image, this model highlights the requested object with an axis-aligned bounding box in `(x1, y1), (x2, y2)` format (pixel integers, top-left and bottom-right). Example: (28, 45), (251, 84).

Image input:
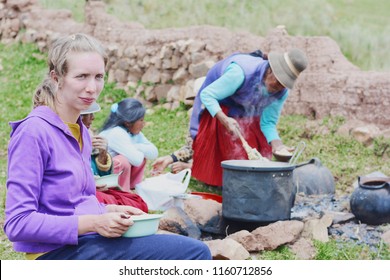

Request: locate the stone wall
(1, 0), (389, 128)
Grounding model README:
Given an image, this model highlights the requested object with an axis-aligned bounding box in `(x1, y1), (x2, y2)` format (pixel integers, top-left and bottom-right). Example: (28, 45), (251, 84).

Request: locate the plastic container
(122, 214), (164, 238)
(94, 173), (121, 187)
(221, 160), (296, 222)
(190, 192), (223, 203)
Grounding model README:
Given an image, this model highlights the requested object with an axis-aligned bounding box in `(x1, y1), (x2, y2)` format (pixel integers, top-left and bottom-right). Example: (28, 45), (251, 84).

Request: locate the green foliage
(38, 0), (85, 22)
(277, 115), (390, 193)
(314, 239), (390, 260)
(372, 137), (390, 158)
(38, 0), (390, 70)
(256, 239), (390, 260)
(0, 237), (24, 260)
(257, 245), (296, 260)
(142, 107), (189, 160)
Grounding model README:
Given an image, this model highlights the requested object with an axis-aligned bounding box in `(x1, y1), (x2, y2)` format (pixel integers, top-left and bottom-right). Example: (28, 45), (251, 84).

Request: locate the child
(99, 98), (158, 191)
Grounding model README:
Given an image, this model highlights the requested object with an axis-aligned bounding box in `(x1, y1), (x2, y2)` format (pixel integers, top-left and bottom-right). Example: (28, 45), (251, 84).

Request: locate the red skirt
(96, 189), (149, 213)
(192, 107), (272, 187)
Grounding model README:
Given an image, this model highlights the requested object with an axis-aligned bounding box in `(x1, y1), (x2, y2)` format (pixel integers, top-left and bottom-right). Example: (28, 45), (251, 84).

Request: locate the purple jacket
(4, 106), (106, 253)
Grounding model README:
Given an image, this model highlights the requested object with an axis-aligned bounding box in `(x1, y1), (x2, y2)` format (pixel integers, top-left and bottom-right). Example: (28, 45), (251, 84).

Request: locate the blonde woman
(4, 33), (211, 260)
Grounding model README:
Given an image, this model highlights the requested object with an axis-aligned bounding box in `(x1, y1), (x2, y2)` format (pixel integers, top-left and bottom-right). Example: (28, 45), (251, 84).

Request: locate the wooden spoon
(237, 130), (267, 161)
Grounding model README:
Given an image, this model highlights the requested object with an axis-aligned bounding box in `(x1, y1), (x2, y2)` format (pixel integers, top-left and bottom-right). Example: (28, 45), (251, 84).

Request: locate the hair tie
(111, 103), (118, 113)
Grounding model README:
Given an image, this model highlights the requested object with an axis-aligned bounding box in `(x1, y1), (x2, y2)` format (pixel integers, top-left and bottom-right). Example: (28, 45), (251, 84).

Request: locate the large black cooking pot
(221, 160), (299, 223)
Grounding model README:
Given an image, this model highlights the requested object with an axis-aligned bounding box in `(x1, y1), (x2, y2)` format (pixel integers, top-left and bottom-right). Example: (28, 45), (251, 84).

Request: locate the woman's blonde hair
(33, 33), (108, 109)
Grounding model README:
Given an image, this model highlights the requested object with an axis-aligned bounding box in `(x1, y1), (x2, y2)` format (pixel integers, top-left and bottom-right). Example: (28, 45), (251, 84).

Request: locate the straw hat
(81, 102), (101, 115)
(268, 48), (308, 90)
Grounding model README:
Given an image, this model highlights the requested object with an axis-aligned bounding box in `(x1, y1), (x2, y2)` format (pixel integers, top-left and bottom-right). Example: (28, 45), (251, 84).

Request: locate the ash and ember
(291, 194), (388, 247)
(199, 193), (388, 249)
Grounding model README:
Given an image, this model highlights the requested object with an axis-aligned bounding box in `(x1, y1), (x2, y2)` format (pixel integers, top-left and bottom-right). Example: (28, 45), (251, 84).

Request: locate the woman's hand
(78, 205), (146, 237)
(171, 161), (192, 174)
(93, 212), (133, 238)
(96, 183), (108, 191)
(151, 155), (173, 175)
(78, 212), (135, 237)
(93, 135), (109, 164)
(106, 204), (145, 216)
(215, 111), (241, 138)
(92, 135), (108, 153)
(271, 139), (294, 154)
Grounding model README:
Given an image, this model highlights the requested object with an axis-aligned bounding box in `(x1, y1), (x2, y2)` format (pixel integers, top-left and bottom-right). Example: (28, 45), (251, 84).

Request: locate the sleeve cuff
(170, 153), (178, 162)
(96, 154), (112, 172)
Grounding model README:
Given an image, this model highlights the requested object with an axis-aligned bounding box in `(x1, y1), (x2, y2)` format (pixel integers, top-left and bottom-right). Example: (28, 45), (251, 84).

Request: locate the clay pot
(350, 176), (390, 225)
(292, 158), (335, 195)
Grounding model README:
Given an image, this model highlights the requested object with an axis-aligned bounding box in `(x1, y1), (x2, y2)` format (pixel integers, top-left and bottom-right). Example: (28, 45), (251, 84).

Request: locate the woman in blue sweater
(189, 49), (308, 187)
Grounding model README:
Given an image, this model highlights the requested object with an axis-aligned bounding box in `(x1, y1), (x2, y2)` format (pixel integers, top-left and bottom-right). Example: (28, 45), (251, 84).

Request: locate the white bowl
(122, 214), (164, 238)
(94, 173), (120, 187)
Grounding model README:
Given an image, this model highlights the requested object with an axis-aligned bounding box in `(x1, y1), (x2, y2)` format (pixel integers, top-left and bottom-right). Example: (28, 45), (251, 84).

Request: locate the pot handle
(294, 158), (316, 168)
(359, 176), (390, 189)
(288, 141), (306, 166)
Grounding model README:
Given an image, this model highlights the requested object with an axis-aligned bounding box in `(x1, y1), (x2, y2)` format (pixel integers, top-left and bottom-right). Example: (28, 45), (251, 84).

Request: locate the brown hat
(268, 48), (308, 90)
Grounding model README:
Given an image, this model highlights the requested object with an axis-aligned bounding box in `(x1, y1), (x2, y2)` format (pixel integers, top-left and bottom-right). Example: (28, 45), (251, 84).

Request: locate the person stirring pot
(189, 49), (308, 187)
